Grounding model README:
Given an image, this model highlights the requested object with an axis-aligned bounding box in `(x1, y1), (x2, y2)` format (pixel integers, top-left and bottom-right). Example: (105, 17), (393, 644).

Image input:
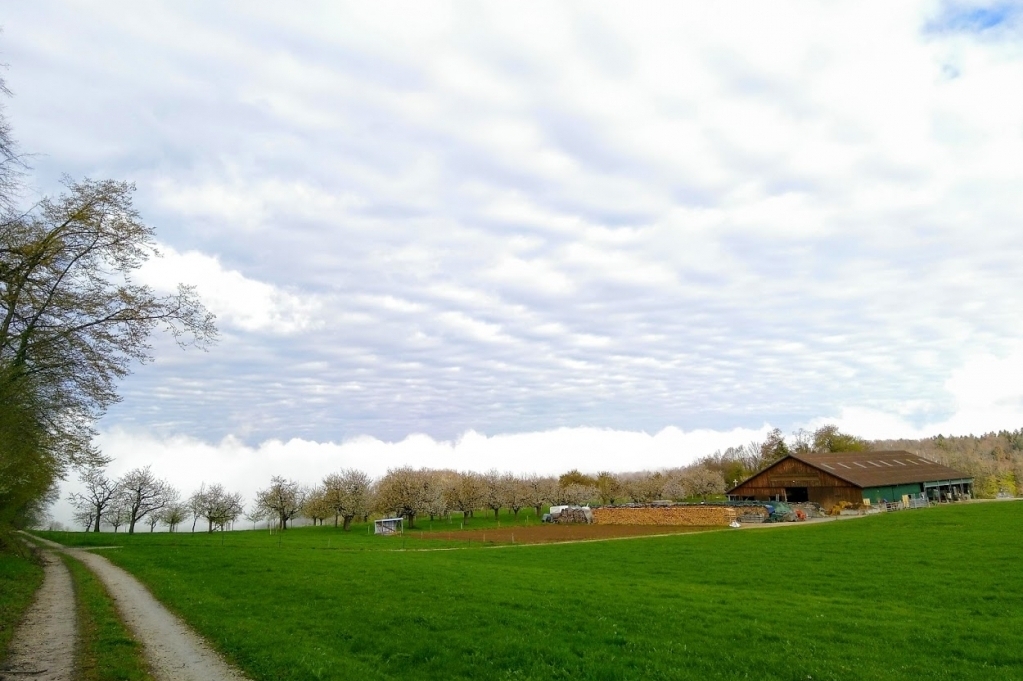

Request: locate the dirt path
(0, 547), (76, 681)
(25, 536), (250, 681)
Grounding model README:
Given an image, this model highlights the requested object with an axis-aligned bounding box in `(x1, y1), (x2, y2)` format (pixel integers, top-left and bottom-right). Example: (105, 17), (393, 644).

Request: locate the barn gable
(726, 456), (864, 507)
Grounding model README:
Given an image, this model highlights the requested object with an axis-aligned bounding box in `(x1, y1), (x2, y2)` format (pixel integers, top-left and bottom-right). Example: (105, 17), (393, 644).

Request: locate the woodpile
(592, 505), (737, 526)
(555, 507), (593, 524)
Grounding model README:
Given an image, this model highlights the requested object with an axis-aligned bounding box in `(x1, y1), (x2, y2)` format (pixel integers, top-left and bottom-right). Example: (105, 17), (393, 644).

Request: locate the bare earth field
(417, 523), (717, 544)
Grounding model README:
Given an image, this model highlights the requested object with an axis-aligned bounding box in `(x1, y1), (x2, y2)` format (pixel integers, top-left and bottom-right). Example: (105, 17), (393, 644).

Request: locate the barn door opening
(785, 487), (809, 503)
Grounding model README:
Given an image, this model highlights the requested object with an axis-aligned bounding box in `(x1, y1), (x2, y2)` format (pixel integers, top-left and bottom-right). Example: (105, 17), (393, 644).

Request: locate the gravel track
(0, 547), (76, 681)
(14, 535), (250, 681)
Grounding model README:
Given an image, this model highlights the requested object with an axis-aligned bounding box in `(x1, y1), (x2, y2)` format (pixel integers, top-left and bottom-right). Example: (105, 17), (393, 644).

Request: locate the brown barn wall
(730, 458), (863, 508)
(592, 506), (737, 526)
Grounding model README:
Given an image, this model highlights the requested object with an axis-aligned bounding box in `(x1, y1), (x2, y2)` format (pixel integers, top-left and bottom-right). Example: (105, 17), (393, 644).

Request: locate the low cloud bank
(50, 340), (1023, 528)
(51, 424), (774, 527)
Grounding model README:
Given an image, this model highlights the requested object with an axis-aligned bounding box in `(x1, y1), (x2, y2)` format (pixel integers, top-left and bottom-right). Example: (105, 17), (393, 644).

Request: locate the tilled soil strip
(0, 548), (76, 681)
(27, 536), (250, 681)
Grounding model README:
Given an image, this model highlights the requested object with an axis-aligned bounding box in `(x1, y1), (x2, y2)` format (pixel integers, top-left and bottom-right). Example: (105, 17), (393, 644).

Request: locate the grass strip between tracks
(61, 552), (154, 681)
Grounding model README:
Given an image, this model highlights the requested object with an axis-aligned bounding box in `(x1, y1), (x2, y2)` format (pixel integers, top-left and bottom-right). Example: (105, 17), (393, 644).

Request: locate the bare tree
(67, 465), (119, 532)
(679, 466), (725, 500)
(561, 483), (598, 506)
(243, 506), (265, 531)
(660, 471), (689, 501)
(103, 496), (131, 533)
(624, 472), (663, 503)
(160, 503), (188, 533)
(482, 469), (507, 519)
(188, 483), (205, 532)
(118, 466), (175, 534)
(443, 471), (486, 522)
(375, 467), (431, 528)
(72, 508), (94, 531)
(500, 473), (530, 518)
(595, 471), (624, 505)
(302, 486), (331, 526)
(524, 475), (558, 518)
(423, 470), (453, 521)
(190, 483), (244, 532)
(322, 468), (371, 530)
(255, 476), (304, 530)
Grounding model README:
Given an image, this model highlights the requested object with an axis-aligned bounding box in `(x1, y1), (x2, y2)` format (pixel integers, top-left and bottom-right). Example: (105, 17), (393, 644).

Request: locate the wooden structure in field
(726, 451), (973, 508)
(374, 517), (403, 535)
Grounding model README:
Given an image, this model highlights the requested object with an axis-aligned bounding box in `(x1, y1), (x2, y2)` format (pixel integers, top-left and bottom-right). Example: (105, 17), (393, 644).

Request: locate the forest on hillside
(698, 425), (1022, 498)
(870, 430), (1023, 498)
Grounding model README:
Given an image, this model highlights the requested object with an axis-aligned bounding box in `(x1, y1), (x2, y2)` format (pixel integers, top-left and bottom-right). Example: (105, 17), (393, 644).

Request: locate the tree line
(61, 423), (1023, 533)
(67, 461), (730, 533)
(0, 64), (216, 540)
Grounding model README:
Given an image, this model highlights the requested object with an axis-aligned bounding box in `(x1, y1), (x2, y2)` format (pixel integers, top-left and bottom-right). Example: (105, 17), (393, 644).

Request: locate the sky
(2, 2), (1023, 524)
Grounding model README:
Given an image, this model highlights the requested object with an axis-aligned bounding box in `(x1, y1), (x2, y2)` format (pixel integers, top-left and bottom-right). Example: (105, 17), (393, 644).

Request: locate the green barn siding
(862, 483), (923, 503)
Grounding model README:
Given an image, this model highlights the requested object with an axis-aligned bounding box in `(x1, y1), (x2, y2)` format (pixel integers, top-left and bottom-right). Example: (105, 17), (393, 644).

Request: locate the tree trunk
(208, 518), (214, 533)
(534, 504), (542, 517)
(128, 518), (136, 534)
(334, 514), (339, 527)
(93, 512), (101, 533)
(343, 515), (353, 531)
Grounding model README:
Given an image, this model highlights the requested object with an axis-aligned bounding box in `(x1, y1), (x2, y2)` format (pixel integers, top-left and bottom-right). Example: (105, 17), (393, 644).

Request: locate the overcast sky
(3, 2), (1023, 521)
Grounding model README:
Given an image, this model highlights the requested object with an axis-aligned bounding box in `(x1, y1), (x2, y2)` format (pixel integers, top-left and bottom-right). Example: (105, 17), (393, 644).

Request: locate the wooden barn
(726, 451), (973, 508)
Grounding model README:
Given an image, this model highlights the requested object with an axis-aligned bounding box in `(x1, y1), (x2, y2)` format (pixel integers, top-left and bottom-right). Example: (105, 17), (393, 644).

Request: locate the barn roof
(727, 451), (972, 492)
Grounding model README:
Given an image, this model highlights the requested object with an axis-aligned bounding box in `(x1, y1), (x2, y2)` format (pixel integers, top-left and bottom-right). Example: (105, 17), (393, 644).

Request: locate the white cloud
(136, 244), (322, 334)
(813, 343), (1023, 439)
(50, 423), (772, 527)
(5, 1), (1023, 449)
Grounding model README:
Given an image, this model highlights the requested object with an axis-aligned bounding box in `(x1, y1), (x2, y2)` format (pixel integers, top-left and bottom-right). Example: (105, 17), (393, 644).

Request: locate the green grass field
(36, 502), (1023, 680)
(0, 543), (44, 666)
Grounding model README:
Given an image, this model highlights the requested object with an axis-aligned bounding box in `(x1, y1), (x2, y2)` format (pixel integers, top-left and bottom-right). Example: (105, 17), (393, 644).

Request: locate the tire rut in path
(0, 548), (76, 681)
(27, 536), (250, 681)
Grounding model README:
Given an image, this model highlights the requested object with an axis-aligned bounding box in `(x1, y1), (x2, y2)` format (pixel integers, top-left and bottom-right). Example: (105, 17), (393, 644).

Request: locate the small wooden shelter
(726, 451), (973, 508)
(374, 517), (403, 535)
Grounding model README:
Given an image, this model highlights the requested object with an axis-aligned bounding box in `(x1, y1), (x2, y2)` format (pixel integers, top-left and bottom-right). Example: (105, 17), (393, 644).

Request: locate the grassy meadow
(36, 502), (1023, 680)
(0, 545), (44, 666)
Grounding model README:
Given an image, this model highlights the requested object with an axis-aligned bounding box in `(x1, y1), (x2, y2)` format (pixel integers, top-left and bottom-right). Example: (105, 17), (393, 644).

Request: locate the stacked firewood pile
(592, 505), (737, 526)
(554, 507), (594, 524)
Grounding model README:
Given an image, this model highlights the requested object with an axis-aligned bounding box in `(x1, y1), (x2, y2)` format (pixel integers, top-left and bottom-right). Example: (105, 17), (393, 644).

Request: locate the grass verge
(36, 502), (1023, 680)
(60, 553), (153, 681)
(0, 535), (44, 666)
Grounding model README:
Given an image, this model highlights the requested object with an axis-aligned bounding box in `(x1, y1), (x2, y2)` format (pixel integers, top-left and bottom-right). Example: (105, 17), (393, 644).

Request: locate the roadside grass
(0, 540), (44, 666)
(60, 553), (153, 681)
(36, 502), (1023, 680)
